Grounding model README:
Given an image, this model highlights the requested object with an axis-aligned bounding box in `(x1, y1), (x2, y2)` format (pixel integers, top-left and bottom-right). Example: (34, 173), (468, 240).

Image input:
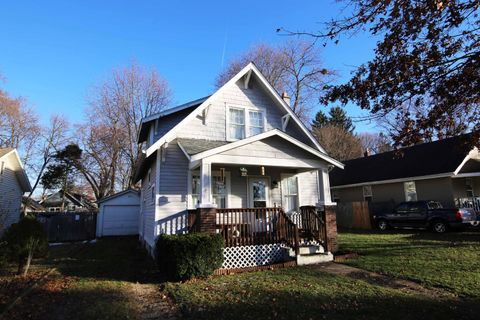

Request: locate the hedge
(155, 233), (224, 281)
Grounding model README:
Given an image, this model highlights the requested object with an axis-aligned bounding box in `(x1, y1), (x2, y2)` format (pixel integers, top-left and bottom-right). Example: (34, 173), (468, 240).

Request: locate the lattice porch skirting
(222, 243), (289, 269)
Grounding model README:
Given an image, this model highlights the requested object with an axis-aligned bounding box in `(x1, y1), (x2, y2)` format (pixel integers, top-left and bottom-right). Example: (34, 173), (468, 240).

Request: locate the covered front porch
(176, 131), (343, 268)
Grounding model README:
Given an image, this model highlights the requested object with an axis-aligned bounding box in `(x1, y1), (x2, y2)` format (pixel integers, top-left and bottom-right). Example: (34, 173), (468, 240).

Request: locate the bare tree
(0, 89), (40, 168)
(358, 132), (392, 155)
(79, 63), (172, 199)
(216, 40), (331, 122)
(313, 125), (363, 161)
(25, 115), (70, 201)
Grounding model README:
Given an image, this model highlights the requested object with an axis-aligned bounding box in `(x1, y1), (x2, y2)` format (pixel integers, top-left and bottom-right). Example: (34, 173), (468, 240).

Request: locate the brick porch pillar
(324, 205), (338, 253)
(197, 206), (217, 233)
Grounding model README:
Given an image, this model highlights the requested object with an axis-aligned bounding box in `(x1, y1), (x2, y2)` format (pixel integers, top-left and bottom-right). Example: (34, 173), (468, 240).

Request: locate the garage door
(102, 205), (139, 236)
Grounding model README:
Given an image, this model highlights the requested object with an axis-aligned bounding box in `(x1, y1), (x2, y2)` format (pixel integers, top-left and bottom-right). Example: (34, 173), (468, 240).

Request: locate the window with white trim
(282, 175), (298, 213)
(363, 185), (373, 202)
(228, 108), (245, 140)
(191, 174), (228, 208)
(227, 106), (265, 140)
(404, 181), (417, 201)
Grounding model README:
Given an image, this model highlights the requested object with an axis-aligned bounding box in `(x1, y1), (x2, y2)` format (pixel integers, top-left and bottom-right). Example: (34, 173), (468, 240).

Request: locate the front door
(248, 177), (269, 208)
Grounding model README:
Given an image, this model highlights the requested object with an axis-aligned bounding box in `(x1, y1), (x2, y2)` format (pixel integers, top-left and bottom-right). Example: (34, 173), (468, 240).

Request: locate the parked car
(373, 200), (476, 233)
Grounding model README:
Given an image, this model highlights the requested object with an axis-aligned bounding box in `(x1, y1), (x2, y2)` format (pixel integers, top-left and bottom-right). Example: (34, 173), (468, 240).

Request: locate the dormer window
(227, 105), (266, 141)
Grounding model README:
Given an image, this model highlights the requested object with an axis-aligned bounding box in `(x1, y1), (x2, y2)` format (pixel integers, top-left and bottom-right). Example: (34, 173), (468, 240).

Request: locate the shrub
(1, 217), (48, 275)
(155, 233), (224, 281)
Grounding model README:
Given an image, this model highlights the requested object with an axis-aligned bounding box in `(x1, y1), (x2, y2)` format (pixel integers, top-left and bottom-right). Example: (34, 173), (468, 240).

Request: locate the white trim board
(331, 172), (454, 189)
(145, 63), (328, 157)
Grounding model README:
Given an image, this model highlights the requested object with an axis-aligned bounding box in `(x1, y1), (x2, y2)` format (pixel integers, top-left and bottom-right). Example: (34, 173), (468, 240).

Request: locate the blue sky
(0, 0), (379, 132)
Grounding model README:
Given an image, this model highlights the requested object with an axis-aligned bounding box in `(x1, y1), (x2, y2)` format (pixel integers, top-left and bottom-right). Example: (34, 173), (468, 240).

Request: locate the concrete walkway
(312, 262), (458, 300)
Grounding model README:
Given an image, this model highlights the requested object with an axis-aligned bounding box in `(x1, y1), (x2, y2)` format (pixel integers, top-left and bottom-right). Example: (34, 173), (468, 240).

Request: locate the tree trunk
(22, 249), (33, 277)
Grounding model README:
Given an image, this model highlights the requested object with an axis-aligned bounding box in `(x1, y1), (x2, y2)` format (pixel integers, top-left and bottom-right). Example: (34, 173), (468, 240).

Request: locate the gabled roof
(330, 133), (476, 187)
(0, 148), (32, 192)
(144, 62), (327, 157)
(97, 189), (140, 204)
(41, 190), (96, 209)
(137, 96), (210, 143)
(178, 129), (344, 168)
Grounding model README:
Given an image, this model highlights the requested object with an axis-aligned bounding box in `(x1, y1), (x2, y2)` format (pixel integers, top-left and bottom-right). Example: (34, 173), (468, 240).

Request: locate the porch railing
(455, 197), (480, 212)
(188, 207), (299, 254)
(216, 208), (299, 253)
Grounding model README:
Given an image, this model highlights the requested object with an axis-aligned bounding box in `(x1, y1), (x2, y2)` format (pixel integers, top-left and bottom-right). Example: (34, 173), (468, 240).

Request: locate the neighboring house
(40, 190), (97, 213)
(330, 134), (480, 211)
(134, 63), (344, 268)
(0, 148), (32, 234)
(22, 196), (45, 213)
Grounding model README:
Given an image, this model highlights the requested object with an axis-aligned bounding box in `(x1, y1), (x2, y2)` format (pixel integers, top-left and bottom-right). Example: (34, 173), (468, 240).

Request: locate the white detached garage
(97, 190), (140, 237)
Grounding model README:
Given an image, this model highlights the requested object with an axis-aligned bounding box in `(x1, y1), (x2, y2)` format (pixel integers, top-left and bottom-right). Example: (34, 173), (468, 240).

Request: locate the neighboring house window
(227, 106), (266, 140)
(191, 173), (228, 208)
(363, 185), (373, 202)
(282, 175), (298, 213)
(404, 181), (417, 201)
(68, 205), (76, 211)
(466, 178), (474, 197)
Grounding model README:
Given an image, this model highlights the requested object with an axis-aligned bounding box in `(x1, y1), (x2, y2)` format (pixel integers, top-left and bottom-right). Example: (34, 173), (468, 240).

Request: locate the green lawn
(164, 266), (477, 320)
(338, 230), (480, 298)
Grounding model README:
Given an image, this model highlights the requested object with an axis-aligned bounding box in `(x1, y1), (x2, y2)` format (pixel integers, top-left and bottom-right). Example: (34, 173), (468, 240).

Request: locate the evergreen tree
(311, 106), (354, 133)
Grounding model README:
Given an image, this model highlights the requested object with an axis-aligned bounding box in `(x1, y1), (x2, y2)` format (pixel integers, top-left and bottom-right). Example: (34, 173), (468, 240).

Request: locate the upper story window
(227, 105), (266, 141)
(363, 185), (373, 202)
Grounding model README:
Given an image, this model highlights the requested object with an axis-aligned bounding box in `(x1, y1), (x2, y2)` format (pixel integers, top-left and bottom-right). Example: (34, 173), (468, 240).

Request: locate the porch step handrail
(298, 206), (327, 248)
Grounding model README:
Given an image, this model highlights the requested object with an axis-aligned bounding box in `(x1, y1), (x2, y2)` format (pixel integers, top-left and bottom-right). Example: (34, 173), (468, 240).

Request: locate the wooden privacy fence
(36, 212), (97, 242)
(336, 202), (372, 229)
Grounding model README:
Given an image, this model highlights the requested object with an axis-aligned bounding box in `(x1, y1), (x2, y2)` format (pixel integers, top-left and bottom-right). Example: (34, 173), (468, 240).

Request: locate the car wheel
(431, 221), (447, 233)
(377, 219), (389, 231)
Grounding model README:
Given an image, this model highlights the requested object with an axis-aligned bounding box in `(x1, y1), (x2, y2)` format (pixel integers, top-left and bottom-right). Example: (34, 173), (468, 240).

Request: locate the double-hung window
(228, 108), (246, 140)
(282, 175), (299, 213)
(227, 106), (265, 140)
(191, 172), (228, 208)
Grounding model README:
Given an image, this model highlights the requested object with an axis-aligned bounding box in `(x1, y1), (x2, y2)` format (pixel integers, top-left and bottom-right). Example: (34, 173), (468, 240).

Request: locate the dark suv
(373, 201), (476, 233)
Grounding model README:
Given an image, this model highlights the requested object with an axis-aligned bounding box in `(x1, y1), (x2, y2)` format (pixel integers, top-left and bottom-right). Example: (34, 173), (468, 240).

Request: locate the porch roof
(177, 129), (345, 169)
(177, 138), (229, 156)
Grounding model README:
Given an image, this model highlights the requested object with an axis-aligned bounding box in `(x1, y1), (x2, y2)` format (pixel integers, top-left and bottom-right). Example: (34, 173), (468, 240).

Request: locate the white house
(0, 148), (32, 234)
(134, 63), (344, 268)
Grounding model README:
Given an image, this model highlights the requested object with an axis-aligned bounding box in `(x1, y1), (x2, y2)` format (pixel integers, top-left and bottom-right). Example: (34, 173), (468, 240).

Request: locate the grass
(338, 230), (480, 298)
(164, 266), (477, 320)
(0, 237), (160, 320)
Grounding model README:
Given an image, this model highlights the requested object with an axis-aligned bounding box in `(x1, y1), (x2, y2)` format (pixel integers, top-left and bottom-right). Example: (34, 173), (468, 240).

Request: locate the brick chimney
(281, 91), (291, 106)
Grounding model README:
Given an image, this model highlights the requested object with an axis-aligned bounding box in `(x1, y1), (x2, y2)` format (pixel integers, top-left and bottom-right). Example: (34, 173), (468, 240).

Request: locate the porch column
(199, 159), (215, 207)
(197, 159), (217, 233)
(318, 168), (335, 206)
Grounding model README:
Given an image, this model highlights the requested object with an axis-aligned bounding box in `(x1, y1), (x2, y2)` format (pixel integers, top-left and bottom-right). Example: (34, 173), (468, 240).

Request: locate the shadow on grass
(47, 236), (162, 284)
(2, 277), (139, 320)
(167, 268), (480, 320)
